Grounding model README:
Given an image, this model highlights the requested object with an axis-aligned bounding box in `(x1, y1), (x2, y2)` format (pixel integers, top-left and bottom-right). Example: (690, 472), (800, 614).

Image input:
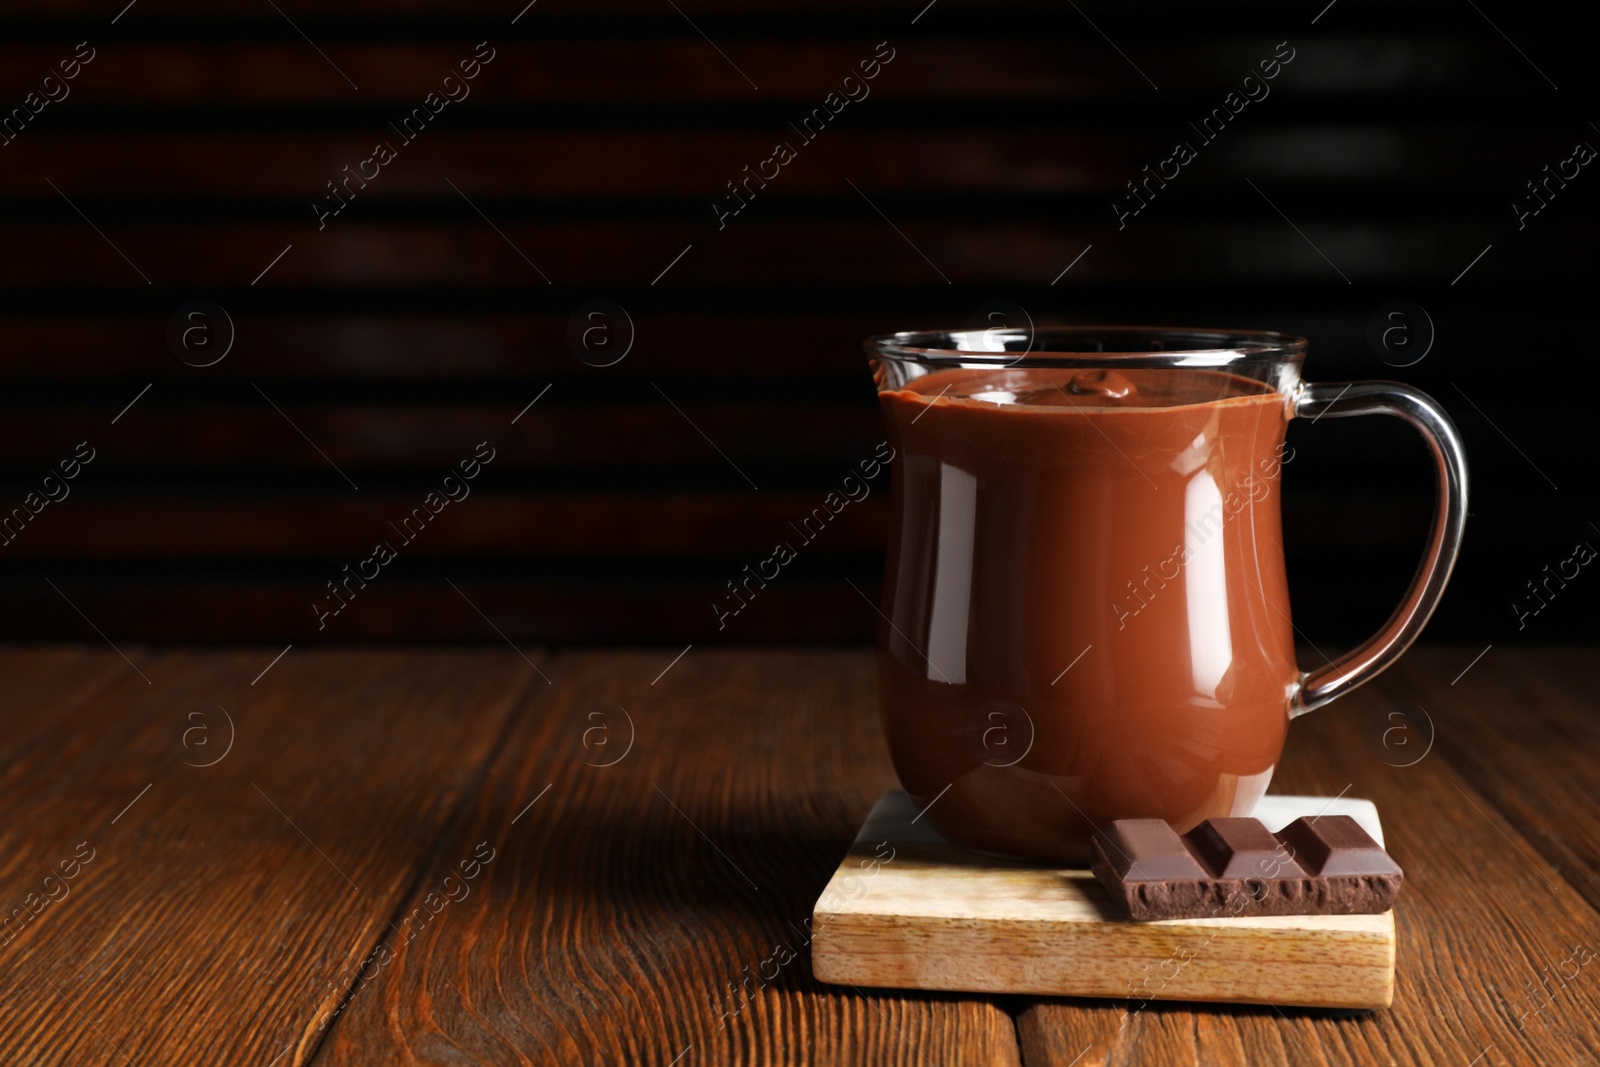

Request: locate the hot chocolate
(876, 365), (1298, 861)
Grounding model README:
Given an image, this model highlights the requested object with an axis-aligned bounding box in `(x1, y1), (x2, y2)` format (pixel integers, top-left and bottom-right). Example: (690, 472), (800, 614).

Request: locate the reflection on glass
(1183, 470), (1234, 702)
(926, 462), (976, 684)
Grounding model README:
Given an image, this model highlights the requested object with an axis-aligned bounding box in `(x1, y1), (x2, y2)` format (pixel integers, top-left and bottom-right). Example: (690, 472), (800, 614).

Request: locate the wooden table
(3, 644), (1597, 1065)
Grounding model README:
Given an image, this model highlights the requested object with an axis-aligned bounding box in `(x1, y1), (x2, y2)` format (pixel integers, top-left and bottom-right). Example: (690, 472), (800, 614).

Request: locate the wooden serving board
(811, 792), (1396, 1010)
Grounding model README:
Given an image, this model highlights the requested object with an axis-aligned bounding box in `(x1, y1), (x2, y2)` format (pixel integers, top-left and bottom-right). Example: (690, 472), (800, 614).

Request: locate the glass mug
(867, 327), (1467, 861)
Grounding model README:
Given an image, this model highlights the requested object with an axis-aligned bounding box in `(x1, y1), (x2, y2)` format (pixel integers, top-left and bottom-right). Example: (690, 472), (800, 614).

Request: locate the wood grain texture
(1379, 646), (1600, 915)
(0, 647), (541, 1066)
(310, 649), (1022, 1066)
(1016, 646), (1600, 1066)
(2, 646), (1599, 1063)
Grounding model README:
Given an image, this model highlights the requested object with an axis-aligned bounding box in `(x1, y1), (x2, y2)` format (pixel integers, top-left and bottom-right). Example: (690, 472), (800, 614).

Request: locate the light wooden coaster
(811, 792), (1395, 1010)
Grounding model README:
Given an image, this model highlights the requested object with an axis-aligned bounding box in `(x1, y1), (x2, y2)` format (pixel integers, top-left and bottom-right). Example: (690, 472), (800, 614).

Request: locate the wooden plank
(309, 649), (1022, 1066)
(1377, 646), (1600, 915)
(0, 647), (541, 1066)
(1019, 1000), (1240, 1066)
(1015, 647), (1600, 1065)
(0, 646), (150, 811)
(1, 647), (1594, 1061)
(811, 793), (1396, 1009)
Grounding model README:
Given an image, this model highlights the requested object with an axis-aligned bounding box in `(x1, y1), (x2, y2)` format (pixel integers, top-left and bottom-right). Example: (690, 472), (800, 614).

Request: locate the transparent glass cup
(866, 326), (1467, 861)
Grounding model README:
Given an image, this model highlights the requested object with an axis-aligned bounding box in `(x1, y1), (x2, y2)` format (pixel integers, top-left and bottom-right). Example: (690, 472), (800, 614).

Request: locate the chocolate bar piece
(1090, 815), (1402, 921)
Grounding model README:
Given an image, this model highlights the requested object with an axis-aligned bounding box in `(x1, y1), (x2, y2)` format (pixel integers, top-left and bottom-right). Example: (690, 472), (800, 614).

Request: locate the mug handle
(1289, 381), (1469, 716)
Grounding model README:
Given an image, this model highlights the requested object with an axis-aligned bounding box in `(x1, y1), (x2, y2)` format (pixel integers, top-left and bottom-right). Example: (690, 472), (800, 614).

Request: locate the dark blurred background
(0, 0), (1593, 646)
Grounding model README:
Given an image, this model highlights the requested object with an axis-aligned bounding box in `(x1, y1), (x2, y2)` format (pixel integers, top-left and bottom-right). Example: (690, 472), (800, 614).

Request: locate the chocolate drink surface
(876, 366), (1298, 861)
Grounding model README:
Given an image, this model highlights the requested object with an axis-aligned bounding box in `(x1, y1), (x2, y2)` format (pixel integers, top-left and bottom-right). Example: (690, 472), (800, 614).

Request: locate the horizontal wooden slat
(5, 576), (882, 642)
(0, 308), (1557, 380)
(0, 0), (1045, 14)
(0, 0), (1490, 29)
(0, 218), (1565, 288)
(0, 402), (881, 468)
(1, 127), (1579, 200)
(0, 313), (895, 378)
(0, 38), (1536, 105)
(0, 41), (1167, 105)
(0, 393), (1568, 478)
(0, 494), (893, 558)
